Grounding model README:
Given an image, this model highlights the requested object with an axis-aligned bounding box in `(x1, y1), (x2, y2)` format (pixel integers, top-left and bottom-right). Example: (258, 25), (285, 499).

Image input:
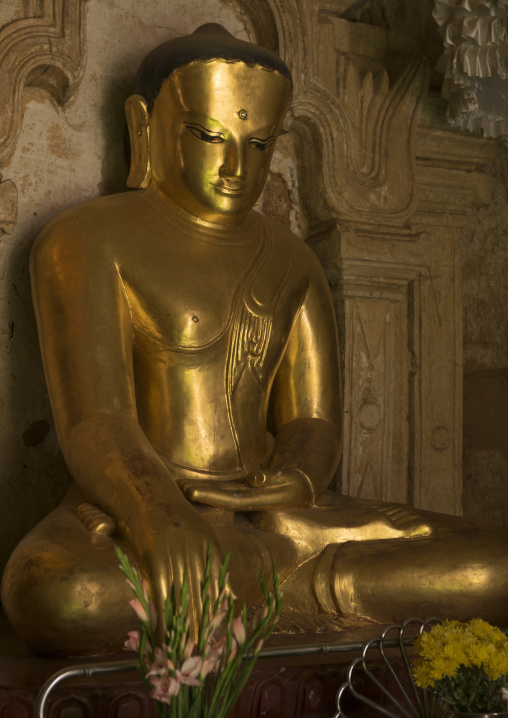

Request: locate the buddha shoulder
(32, 191), (148, 257)
(30, 192), (170, 291)
(261, 213), (328, 288)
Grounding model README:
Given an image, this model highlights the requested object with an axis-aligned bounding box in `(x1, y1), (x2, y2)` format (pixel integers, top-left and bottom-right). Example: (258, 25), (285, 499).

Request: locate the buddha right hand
(121, 498), (223, 639)
(180, 467), (314, 511)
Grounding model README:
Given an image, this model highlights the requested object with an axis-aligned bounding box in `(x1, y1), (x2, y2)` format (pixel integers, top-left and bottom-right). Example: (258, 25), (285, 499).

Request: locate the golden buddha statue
(2, 24), (508, 656)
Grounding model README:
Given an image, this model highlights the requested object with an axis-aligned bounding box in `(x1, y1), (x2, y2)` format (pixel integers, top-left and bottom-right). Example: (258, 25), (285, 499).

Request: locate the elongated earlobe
(125, 94), (151, 189)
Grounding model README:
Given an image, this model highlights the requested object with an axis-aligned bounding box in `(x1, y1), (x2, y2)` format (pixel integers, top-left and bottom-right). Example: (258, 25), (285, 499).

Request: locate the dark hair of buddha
(135, 23), (293, 111)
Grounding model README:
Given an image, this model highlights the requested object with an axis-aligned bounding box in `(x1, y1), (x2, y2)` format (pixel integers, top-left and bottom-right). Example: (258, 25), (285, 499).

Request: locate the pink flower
(129, 597), (158, 627)
(183, 638), (195, 661)
(200, 636), (226, 678)
(129, 598), (149, 623)
(124, 630), (141, 652)
(231, 616), (246, 646)
(200, 658), (216, 680)
(176, 656), (202, 687)
(207, 610), (226, 637)
(146, 646), (175, 678)
(205, 635), (227, 660)
(150, 674), (180, 703)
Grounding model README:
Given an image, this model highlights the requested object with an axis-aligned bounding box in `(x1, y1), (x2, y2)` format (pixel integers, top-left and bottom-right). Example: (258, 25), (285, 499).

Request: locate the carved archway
(0, 0), (87, 234)
(0, 0), (88, 165)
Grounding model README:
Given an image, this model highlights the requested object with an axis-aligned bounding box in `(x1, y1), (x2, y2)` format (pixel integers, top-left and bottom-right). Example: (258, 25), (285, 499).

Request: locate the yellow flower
(413, 658), (438, 688)
(468, 619), (506, 646)
(414, 620), (508, 689)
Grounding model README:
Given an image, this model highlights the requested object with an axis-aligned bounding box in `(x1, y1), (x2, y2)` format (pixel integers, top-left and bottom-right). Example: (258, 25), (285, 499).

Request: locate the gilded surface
(2, 27), (508, 656)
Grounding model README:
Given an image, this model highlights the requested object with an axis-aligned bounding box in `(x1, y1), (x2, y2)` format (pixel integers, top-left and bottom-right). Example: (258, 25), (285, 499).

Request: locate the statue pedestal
(0, 612), (389, 718)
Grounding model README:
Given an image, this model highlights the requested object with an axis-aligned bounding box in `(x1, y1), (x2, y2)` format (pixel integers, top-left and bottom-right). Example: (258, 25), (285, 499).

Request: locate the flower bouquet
(115, 545), (282, 718)
(413, 619), (508, 715)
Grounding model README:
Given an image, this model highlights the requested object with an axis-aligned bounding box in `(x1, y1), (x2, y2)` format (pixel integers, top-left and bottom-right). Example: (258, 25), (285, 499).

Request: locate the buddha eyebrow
(249, 135), (277, 151)
(185, 122), (225, 143)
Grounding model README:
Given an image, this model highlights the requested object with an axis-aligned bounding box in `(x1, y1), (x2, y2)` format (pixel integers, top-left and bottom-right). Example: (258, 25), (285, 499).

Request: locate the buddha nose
(219, 139), (247, 182)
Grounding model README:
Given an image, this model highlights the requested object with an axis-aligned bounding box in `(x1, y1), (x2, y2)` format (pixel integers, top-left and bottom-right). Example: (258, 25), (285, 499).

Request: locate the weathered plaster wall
(462, 156), (508, 376)
(461, 155), (508, 527)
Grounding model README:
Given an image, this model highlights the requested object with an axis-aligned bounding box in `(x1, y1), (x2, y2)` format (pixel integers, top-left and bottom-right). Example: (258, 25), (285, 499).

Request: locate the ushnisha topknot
(135, 23), (292, 111)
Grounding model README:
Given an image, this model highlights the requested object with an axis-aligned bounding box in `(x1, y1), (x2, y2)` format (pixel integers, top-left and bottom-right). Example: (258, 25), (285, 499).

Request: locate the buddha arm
(268, 251), (343, 499)
(30, 216), (222, 619)
(30, 218), (165, 505)
(183, 249), (343, 510)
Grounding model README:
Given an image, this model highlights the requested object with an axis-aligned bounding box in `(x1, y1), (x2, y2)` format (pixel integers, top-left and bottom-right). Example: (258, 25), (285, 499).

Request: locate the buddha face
(148, 59), (292, 224)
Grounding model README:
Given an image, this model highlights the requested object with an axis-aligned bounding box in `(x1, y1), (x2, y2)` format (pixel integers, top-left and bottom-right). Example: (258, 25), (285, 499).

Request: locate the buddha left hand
(180, 467), (314, 511)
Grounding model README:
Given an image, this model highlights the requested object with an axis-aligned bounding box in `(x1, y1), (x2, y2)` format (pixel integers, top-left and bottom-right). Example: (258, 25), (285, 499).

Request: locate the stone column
(267, 1), (503, 514)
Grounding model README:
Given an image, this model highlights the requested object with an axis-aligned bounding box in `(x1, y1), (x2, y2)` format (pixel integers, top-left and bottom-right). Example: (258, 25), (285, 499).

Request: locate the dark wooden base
(0, 612), (388, 718)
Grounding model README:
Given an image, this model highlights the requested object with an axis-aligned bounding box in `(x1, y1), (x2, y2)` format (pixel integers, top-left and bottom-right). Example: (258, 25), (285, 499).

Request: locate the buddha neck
(145, 185), (261, 246)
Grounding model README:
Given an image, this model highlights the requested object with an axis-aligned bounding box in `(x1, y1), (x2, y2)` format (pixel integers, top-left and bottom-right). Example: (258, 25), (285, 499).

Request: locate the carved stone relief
(259, 0), (504, 514)
(258, 2), (428, 225)
(0, 0), (88, 167)
(0, 0), (88, 246)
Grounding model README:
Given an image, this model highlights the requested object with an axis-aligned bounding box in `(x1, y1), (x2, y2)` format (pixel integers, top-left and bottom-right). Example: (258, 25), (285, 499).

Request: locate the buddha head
(125, 24), (293, 224)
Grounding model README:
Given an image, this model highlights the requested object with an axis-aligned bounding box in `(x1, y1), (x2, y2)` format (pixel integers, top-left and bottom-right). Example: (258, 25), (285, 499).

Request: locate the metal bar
(35, 660), (138, 718)
(258, 635), (417, 658)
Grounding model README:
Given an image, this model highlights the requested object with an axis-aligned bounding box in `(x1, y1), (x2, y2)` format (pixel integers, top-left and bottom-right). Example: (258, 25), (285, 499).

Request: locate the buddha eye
(249, 136), (276, 151)
(185, 123), (225, 144)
